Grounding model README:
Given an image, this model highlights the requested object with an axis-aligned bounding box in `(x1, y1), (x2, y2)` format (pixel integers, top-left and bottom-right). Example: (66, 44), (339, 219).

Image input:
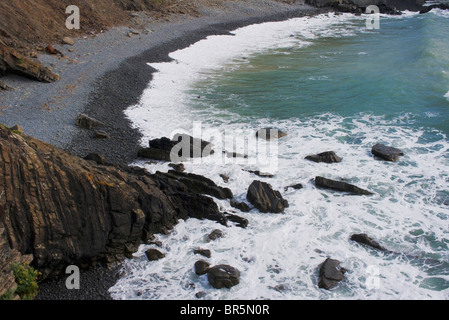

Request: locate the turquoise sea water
(189, 10), (449, 135)
(114, 8), (449, 300)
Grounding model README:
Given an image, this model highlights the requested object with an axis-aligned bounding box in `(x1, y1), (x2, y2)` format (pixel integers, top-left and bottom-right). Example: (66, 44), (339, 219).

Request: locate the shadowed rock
(145, 248), (165, 261)
(350, 233), (387, 251)
(318, 258), (347, 290)
(230, 199), (251, 212)
(223, 212), (248, 228)
(315, 176), (373, 195)
(139, 134), (214, 162)
(256, 127), (287, 140)
(195, 260), (210, 275)
(371, 143), (404, 162)
(207, 264), (240, 289)
(305, 151), (342, 163)
(161, 170), (233, 200)
(0, 127), (230, 279)
(247, 180), (289, 213)
(0, 44), (60, 83)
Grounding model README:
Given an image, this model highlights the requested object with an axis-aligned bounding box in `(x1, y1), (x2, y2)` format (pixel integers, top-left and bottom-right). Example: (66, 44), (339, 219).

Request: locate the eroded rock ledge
(0, 126), (236, 280)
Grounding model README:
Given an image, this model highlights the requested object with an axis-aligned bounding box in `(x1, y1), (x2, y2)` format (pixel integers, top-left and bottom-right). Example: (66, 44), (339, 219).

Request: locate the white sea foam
(124, 13), (364, 143)
(113, 12), (449, 300)
(445, 90), (449, 101)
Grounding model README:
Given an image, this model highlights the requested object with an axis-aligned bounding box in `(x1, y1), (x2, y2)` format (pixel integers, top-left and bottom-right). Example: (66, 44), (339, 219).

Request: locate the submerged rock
(305, 151), (342, 163)
(207, 264), (240, 289)
(246, 180), (289, 213)
(314, 176), (373, 195)
(207, 229), (224, 241)
(223, 212), (248, 228)
(318, 258), (347, 290)
(284, 183), (304, 191)
(371, 143), (404, 162)
(350, 233), (387, 251)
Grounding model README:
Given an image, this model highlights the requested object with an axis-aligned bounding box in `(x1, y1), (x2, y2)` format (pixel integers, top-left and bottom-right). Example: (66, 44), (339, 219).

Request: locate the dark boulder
(224, 212), (248, 228)
(139, 134), (214, 162)
(371, 143), (404, 162)
(284, 183), (304, 191)
(245, 170), (274, 178)
(305, 151), (342, 163)
(145, 248), (165, 261)
(161, 170), (233, 200)
(256, 128), (287, 140)
(207, 264), (240, 289)
(247, 180), (289, 213)
(194, 249), (211, 258)
(194, 260), (210, 275)
(314, 176), (373, 195)
(230, 199), (251, 212)
(318, 258), (347, 290)
(350, 233), (387, 251)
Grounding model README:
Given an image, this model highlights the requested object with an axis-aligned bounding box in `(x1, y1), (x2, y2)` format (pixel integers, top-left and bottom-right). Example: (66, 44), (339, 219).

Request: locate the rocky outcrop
(371, 143), (404, 162)
(246, 180), (289, 213)
(0, 45), (60, 82)
(0, 126), (235, 279)
(305, 151), (342, 163)
(314, 176), (373, 195)
(318, 258), (347, 290)
(207, 264), (240, 289)
(138, 134), (214, 162)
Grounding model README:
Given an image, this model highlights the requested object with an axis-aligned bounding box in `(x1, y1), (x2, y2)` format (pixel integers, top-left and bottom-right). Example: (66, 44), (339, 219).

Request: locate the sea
(109, 5), (449, 300)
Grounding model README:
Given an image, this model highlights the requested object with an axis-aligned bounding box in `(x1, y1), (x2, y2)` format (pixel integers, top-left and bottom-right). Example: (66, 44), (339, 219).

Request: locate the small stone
(94, 130), (109, 139)
(62, 37), (75, 46)
(75, 114), (104, 130)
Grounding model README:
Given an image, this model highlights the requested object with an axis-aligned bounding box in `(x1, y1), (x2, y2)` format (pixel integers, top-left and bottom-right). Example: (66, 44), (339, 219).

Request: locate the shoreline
(0, 1), (323, 167)
(22, 1), (325, 299)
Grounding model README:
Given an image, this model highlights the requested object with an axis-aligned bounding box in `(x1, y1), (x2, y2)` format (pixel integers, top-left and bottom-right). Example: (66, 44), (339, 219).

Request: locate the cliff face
(0, 126), (230, 280)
